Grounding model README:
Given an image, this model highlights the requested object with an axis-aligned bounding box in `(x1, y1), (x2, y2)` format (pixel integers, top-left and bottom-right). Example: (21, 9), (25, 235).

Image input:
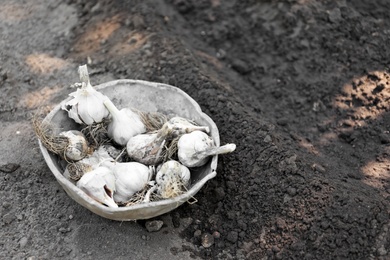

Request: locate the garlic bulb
(155, 160), (191, 198)
(32, 116), (90, 161)
(165, 117), (209, 137)
(104, 99), (146, 146)
(178, 130), (236, 167)
(103, 161), (153, 203)
(62, 65), (109, 125)
(77, 166), (118, 208)
(58, 130), (90, 161)
(126, 132), (166, 165)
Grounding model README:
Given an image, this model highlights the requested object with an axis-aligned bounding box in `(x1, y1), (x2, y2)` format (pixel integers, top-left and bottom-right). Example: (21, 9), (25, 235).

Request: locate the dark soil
(1, 0), (389, 259)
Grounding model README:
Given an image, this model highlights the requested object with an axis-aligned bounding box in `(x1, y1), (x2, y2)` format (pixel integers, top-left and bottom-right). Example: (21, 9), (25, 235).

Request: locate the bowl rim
(38, 79), (219, 217)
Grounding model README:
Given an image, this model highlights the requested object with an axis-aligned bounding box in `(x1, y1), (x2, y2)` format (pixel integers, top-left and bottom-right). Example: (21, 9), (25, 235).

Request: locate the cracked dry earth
(0, 0), (389, 259)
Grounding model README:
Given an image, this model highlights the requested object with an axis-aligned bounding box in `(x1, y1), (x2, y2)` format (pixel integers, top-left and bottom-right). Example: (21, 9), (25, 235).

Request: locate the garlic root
(33, 111), (93, 163)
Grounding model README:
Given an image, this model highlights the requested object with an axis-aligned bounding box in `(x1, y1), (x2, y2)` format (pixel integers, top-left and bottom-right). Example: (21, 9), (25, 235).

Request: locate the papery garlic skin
(92, 145), (116, 162)
(64, 85), (110, 125)
(155, 160), (191, 198)
(103, 161), (153, 203)
(85, 145), (113, 162)
(65, 145), (117, 181)
(126, 132), (165, 165)
(74, 145), (114, 169)
(59, 130), (90, 161)
(178, 131), (236, 167)
(165, 117), (210, 137)
(77, 166), (118, 208)
(104, 99), (146, 146)
(102, 144), (126, 162)
(62, 65), (110, 125)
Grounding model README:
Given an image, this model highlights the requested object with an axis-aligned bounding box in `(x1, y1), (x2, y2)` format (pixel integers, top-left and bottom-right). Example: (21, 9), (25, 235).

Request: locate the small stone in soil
(231, 59), (251, 74)
(377, 245), (387, 256)
(59, 227), (71, 233)
(3, 212), (15, 224)
(287, 187), (297, 196)
(379, 134), (390, 144)
(227, 231), (238, 243)
(312, 163), (326, 173)
(201, 233), (214, 248)
(145, 220), (164, 232)
(2, 202), (11, 209)
(141, 235), (151, 241)
(264, 135), (272, 143)
(0, 163), (20, 173)
(194, 229), (202, 237)
(19, 237), (28, 248)
(214, 187), (225, 201)
(212, 231), (221, 239)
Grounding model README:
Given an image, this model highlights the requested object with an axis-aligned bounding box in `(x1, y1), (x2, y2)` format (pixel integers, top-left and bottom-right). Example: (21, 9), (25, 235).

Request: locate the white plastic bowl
(38, 79), (219, 221)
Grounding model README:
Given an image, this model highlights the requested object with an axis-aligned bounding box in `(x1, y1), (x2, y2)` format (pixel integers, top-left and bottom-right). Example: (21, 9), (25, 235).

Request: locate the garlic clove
(59, 130), (90, 161)
(77, 167), (118, 208)
(66, 102), (83, 124)
(155, 160), (191, 199)
(104, 99), (146, 146)
(177, 130), (236, 167)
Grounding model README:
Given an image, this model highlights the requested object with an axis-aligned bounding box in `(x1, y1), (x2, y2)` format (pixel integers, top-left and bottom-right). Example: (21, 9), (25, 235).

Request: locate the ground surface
(0, 0), (389, 259)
